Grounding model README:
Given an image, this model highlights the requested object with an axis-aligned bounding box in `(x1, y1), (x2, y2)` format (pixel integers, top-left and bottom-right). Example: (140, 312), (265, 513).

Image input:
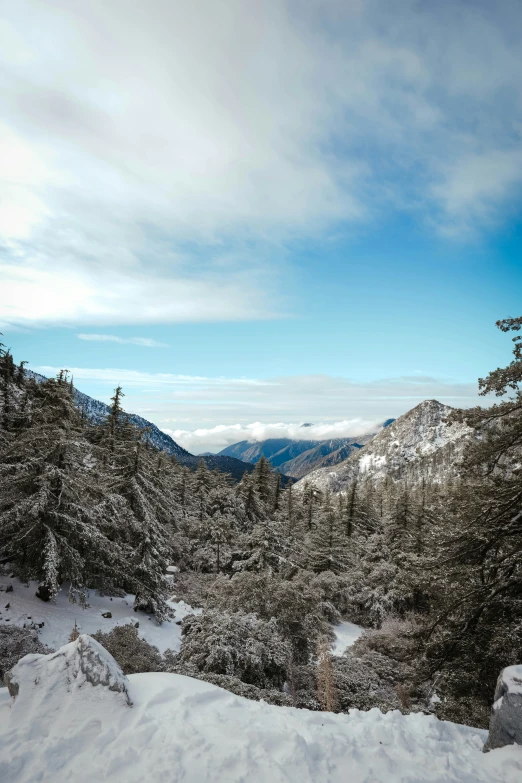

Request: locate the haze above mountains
(216, 420), (395, 479)
(29, 370), (472, 490)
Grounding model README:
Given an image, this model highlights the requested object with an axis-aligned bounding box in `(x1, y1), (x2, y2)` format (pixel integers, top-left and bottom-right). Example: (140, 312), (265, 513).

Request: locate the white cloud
(431, 149), (522, 237)
(77, 334), (169, 347)
(164, 419), (382, 454)
(0, 1), (521, 327)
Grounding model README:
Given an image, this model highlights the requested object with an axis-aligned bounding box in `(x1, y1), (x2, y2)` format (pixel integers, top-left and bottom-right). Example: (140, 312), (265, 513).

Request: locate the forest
(0, 317), (520, 728)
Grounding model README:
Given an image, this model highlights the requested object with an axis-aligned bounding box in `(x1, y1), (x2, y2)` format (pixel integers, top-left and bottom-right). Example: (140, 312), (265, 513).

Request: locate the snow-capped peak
(295, 399), (473, 494)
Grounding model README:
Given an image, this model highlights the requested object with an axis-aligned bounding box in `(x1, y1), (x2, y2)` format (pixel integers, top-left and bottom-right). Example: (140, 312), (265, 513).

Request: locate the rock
(35, 583), (51, 602)
(5, 603), (10, 610)
(5, 634), (132, 709)
(134, 621), (139, 628)
(101, 611), (112, 619)
(484, 665), (522, 751)
(5, 585), (13, 593)
(38, 622), (45, 628)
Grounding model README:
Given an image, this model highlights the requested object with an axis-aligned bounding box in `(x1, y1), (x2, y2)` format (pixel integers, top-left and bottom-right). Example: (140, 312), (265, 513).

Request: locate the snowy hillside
(26, 370), (255, 480)
(0, 573), (199, 655)
(1, 637), (521, 783)
(219, 430), (380, 478)
(297, 400), (473, 494)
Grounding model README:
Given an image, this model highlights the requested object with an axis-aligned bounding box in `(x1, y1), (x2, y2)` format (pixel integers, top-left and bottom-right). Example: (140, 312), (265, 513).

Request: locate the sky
(1, 0), (521, 453)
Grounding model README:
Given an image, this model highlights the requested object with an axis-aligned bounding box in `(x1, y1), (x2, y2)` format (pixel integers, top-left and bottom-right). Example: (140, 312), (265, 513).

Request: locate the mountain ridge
(217, 421), (394, 478)
(295, 399), (473, 493)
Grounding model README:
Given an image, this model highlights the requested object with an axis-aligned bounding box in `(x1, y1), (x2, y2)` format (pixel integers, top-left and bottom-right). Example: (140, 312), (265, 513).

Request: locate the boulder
(484, 665), (522, 751)
(5, 633), (132, 711)
(35, 583), (51, 602)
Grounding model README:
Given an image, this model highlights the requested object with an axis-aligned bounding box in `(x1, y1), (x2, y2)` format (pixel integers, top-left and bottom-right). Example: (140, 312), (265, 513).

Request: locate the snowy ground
(331, 620), (364, 655)
(0, 573), (200, 653)
(1, 660), (521, 783)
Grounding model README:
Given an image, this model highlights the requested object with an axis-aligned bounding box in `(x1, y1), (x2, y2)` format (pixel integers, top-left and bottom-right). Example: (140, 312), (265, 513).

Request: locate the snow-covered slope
(297, 400), (473, 494)
(1, 645), (520, 783)
(0, 573), (199, 655)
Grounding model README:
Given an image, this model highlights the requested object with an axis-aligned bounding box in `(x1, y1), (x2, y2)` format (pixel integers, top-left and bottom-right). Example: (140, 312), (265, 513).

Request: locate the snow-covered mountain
(296, 400), (473, 494)
(26, 370), (255, 481)
(218, 425), (390, 478)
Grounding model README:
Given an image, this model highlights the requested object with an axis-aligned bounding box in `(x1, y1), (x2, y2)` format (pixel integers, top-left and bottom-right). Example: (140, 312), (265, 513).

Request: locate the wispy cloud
(33, 366), (277, 388)
(77, 334), (169, 347)
(0, 1), (521, 327)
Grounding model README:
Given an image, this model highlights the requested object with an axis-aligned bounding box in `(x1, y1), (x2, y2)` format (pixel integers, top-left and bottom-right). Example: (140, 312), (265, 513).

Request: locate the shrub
(91, 624), (163, 674)
(0, 624), (52, 680)
(208, 572), (333, 664)
(177, 609), (291, 689)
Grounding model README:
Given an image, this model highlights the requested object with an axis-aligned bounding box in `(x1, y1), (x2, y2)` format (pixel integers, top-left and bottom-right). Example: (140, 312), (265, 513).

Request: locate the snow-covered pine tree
(251, 455), (275, 512)
(0, 374), (130, 602)
(109, 427), (175, 622)
(306, 491), (347, 574)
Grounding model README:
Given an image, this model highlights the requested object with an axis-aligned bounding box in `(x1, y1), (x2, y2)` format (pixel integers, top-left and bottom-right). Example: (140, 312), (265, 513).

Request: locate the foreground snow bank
(0, 574), (199, 654)
(1, 644), (521, 783)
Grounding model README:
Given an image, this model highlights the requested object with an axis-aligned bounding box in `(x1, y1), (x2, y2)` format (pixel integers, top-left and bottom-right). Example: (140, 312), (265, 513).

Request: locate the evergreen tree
(0, 375), (130, 602)
(307, 492), (346, 574)
(252, 456), (275, 511)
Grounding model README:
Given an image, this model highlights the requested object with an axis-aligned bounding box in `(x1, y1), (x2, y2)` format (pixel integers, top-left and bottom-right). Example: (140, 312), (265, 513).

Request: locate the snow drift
(1, 637), (521, 783)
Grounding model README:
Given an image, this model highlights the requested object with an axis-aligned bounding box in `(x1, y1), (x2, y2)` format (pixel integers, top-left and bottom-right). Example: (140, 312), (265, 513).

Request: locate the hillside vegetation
(0, 318), (521, 727)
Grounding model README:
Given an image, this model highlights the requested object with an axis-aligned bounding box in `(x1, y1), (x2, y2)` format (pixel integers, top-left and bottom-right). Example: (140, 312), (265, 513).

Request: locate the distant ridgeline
(25, 370), (261, 482)
(218, 419), (395, 479)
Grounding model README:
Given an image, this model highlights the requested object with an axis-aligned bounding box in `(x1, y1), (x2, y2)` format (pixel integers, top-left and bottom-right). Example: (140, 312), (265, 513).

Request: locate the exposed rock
(5, 584), (13, 593)
(5, 634), (132, 711)
(101, 611), (112, 618)
(484, 665), (522, 751)
(35, 583), (51, 602)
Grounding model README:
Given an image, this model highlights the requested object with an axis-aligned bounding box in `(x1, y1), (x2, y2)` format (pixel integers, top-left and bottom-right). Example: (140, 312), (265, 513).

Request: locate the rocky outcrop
(5, 633), (132, 710)
(295, 400), (473, 495)
(484, 665), (522, 751)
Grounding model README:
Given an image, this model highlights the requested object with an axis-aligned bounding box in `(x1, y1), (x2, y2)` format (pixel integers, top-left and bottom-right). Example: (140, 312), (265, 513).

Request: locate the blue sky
(1, 0), (521, 452)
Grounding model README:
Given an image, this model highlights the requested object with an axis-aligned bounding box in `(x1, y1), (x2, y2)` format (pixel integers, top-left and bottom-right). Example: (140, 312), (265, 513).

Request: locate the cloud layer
(33, 364), (486, 452)
(164, 419), (382, 454)
(77, 334), (169, 347)
(1, 1), (522, 327)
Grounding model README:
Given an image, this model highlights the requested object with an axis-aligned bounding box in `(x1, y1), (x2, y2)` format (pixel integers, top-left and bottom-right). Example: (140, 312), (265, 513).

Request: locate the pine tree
(252, 456), (275, 511)
(307, 492), (346, 574)
(111, 434), (175, 621)
(0, 375), (130, 601)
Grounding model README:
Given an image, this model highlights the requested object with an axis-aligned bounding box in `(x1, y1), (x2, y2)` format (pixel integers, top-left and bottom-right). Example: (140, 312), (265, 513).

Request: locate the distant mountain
(26, 370), (256, 482)
(217, 423), (391, 478)
(294, 400), (473, 494)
